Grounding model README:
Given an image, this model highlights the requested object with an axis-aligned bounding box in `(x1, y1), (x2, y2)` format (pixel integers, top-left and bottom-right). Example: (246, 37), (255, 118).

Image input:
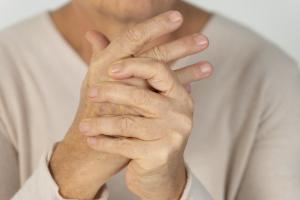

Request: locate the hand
(80, 57), (212, 200)
(50, 10), (211, 199)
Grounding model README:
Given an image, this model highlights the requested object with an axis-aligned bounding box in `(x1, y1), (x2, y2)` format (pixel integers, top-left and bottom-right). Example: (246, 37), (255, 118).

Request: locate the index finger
(87, 11), (183, 86)
(105, 10), (183, 61)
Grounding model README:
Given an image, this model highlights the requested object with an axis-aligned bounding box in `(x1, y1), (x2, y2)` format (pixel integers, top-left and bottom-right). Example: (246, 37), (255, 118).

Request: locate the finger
(106, 11), (183, 60)
(97, 102), (141, 116)
(108, 60), (214, 94)
(85, 30), (110, 53)
(79, 116), (166, 140)
(140, 33), (209, 63)
(87, 82), (170, 116)
(108, 62), (213, 92)
(110, 77), (150, 89)
(108, 58), (185, 99)
(174, 61), (213, 85)
(86, 135), (146, 159)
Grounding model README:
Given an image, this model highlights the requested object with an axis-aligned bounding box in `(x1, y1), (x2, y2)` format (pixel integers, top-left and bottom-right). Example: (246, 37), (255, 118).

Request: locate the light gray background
(0, 0), (299, 63)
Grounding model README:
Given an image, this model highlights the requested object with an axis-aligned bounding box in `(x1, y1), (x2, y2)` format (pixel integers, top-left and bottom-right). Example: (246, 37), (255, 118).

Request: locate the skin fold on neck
(50, 1), (212, 63)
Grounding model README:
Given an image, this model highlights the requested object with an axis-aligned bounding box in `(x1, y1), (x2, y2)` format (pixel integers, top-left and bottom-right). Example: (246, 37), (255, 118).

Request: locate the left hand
(80, 57), (212, 200)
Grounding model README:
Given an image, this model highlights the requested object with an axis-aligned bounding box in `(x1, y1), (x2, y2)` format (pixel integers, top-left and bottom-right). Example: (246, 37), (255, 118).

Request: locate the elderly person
(0, 0), (299, 199)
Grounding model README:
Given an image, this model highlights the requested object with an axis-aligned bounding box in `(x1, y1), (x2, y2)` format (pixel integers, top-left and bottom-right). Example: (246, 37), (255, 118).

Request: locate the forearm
(49, 102), (129, 199)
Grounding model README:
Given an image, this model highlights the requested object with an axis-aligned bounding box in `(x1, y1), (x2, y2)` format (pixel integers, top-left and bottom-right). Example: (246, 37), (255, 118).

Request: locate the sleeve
(10, 143), (109, 200)
(180, 165), (213, 200)
(0, 121), (20, 199)
(0, 39), (109, 200)
(236, 57), (300, 199)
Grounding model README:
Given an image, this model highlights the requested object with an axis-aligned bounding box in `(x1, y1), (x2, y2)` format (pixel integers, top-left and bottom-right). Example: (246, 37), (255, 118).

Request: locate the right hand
(50, 10), (212, 199)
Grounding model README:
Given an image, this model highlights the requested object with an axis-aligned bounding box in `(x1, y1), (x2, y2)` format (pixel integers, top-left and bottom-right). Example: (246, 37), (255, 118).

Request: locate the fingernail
(110, 64), (123, 74)
(79, 122), (90, 133)
(195, 63), (212, 78)
(194, 34), (208, 47)
(200, 64), (212, 74)
(87, 137), (97, 145)
(169, 11), (182, 23)
(88, 88), (98, 98)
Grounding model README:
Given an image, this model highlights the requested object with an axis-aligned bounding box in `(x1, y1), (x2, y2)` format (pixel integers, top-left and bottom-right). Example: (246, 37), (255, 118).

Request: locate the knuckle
(125, 27), (145, 45)
(156, 148), (170, 165)
(173, 112), (193, 135)
(115, 137), (128, 149)
(95, 136), (105, 148)
(179, 92), (195, 112)
(151, 129), (166, 140)
(169, 133), (185, 150)
(113, 27), (146, 56)
(97, 102), (117, 115)
(153, 61), (167, 73)
(120, 116), (135, 135)
(97, 84), (111, 101)
(151, 46), (168, 63)
(164, 101), (175, 117)
(131, 88), (151, 106)
(95, 118), (102, 132)
(152, 61), (175, 90)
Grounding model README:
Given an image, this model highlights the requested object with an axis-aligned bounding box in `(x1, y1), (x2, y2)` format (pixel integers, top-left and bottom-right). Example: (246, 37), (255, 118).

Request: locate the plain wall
(0, 0), (299, 63)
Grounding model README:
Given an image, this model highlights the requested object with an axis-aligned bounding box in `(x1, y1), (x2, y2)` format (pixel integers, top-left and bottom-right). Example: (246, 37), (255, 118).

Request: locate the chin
(88, 0), (179, 21)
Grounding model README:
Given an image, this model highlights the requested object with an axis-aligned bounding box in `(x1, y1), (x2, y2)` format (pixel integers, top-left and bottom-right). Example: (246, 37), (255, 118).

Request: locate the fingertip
(200, 63), (212, 73)
(194, 62), (213, 79)
(193, 34), (209, 49)
(168, 10), (184, 23)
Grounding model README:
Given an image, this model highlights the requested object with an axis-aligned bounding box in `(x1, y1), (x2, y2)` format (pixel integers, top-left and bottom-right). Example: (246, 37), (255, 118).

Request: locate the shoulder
(0, 13), (51, 117)
(0, 12), (51, 68)
(202, 14), (299, 90)
(0, 12), (51, 81)
(205, 14), (297, 68)
(203, 14), (300, 122)
(0, 13), (57, 143)
(189, 14), (300, 121)
(220, 15), (298, 88)
(0, 12), (49, 48)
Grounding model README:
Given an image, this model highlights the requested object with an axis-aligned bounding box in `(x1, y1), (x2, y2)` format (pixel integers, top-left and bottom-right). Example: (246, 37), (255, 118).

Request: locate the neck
(50, 1), (211, 63)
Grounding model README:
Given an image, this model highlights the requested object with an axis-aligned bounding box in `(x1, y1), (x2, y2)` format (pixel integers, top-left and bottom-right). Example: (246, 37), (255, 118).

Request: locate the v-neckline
(41, 11), (217, 69)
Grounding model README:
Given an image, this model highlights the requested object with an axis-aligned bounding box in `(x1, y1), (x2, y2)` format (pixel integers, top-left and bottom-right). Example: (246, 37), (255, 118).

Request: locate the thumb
(85, 30), (109, 53)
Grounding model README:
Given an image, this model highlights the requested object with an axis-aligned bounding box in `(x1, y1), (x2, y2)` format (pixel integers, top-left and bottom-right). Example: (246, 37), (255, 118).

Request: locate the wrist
(169, 163), (187, 200)
(49, 141), (107, 199)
